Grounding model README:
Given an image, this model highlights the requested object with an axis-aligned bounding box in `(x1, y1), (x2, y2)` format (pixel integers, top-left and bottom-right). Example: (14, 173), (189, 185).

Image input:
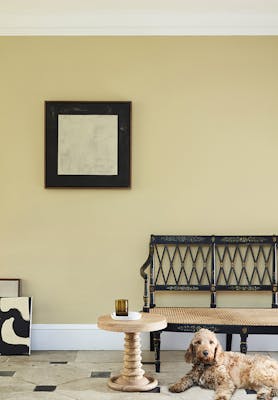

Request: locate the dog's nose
(203, 350), (209, 357)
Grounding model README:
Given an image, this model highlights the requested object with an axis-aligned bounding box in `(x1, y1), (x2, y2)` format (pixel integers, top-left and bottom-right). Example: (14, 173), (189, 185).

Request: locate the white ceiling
(0, 0), (278, 35)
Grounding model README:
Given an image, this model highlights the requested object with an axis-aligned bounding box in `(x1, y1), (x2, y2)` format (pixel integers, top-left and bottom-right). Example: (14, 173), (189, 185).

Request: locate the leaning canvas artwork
(0, 297), (32, 355)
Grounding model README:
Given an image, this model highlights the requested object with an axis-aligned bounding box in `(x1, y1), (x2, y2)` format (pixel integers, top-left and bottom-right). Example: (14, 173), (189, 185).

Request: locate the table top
(97, 312), (167, 333)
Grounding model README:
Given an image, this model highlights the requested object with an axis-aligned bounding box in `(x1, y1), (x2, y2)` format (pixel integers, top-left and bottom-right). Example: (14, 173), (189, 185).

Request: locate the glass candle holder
(115, 299), (128, 316)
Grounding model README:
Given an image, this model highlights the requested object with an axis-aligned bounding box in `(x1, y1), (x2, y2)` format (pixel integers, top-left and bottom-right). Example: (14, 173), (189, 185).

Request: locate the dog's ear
(185, 343), (194, 363)
(214, 340), (223, 362)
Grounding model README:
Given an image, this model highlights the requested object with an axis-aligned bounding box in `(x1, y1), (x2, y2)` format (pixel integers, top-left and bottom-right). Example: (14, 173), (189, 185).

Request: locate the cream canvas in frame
(0, 279), (20, 297)
(58, 114), (118, 176)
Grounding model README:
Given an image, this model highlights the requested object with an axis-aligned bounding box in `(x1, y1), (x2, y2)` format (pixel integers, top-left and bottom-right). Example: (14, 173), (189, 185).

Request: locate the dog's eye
(196, 340), (201, 345)
(209, 340), (214, 344)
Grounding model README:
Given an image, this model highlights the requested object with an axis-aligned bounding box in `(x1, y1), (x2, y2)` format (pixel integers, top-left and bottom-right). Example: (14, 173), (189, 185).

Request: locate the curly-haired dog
(169, 328), (278, 400)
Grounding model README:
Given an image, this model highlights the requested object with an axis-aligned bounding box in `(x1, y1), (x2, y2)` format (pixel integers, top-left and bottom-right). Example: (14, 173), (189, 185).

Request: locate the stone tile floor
(0, 350), (277, 399)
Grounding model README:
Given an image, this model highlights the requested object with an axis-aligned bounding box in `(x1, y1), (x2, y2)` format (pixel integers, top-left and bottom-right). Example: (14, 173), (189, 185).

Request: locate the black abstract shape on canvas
(0, 298), (31, 355)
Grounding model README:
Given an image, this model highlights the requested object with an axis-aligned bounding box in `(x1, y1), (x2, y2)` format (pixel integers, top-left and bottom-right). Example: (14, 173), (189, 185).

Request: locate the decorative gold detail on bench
(231, 285), (261, 291)
(166, 285), (199, 291)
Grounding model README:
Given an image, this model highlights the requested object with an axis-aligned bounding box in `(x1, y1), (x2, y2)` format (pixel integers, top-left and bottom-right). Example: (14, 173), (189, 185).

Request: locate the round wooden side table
(97, 312), (167, 392)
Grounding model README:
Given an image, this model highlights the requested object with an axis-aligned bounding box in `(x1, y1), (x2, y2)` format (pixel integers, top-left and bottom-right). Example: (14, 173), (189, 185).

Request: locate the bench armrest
(140, 255), (152, 311)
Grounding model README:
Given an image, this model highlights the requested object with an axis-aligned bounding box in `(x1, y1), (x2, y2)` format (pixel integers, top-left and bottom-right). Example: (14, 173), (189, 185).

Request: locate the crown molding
(0, 11), (278, 36)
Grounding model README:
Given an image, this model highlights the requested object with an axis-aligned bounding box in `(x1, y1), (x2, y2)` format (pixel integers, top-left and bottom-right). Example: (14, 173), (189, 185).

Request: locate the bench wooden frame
(140, 235), (278, 372)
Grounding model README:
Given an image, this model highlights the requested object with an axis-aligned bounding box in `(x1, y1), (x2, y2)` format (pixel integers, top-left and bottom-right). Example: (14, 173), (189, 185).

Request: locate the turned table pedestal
(97, 312), (167, 392)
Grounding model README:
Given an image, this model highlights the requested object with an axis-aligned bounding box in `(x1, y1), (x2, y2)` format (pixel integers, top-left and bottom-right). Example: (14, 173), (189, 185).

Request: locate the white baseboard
(31, 324), (126, 351)
(31, 324), (278, 352)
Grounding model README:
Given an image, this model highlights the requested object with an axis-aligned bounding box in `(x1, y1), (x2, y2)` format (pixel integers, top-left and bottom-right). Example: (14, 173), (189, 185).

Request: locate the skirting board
(31, 324), (278, 352)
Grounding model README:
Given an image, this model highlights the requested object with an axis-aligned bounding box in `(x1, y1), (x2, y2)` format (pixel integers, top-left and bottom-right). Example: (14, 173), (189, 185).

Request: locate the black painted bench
(140, 235), (278, 372)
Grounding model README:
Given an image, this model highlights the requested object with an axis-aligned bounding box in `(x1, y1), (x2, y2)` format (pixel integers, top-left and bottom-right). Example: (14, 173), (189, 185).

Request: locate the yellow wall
(1, 37), (278, 323)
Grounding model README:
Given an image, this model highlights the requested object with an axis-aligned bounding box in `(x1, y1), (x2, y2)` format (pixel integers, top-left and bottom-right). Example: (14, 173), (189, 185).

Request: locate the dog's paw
(257, 394), (272, 400)
(257, 388), (273, 400)
(169, 383), (185, 393)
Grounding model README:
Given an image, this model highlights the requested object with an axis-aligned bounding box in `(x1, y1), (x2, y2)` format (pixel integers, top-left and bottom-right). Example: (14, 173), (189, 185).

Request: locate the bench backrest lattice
(140, 235), (278, 311)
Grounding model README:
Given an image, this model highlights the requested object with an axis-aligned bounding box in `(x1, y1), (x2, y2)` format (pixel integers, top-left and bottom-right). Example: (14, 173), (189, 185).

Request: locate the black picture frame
(45, 101), (131, 188)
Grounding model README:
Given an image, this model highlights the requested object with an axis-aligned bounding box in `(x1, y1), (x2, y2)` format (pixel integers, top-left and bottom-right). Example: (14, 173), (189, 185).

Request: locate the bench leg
(150, 332), (154, 352)
(226, 333), (232, 351)
(153, 331), (161, 373)
(240, 328), (248, 354)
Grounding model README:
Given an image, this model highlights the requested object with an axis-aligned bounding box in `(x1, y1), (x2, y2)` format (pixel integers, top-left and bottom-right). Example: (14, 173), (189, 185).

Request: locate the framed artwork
(0, 279), (20, 297)
(0, 297), (32, 355)
(45, 101), (131, 188)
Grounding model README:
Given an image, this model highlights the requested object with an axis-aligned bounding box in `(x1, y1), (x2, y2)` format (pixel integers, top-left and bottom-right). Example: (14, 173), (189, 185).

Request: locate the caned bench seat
(149, 307), (278, 327)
